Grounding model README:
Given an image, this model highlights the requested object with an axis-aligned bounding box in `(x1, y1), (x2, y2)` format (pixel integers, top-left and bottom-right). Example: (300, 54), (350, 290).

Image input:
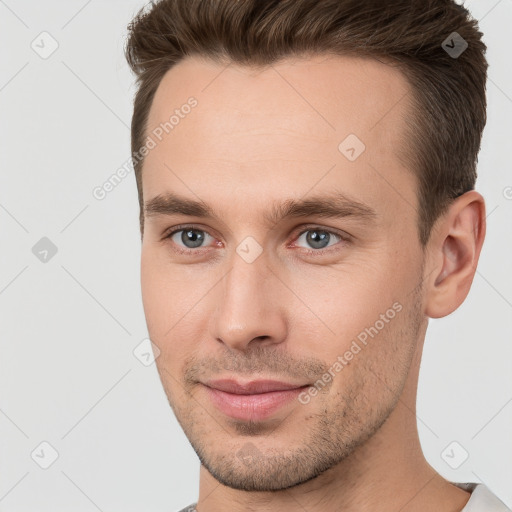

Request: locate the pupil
(179, 229), (330, 250)
(183, 229), (204, 248)
(307, 230), (329, 249)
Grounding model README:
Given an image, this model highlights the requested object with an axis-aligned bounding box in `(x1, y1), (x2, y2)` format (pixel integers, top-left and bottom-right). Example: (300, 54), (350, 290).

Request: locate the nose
(209, 252), (288, 352)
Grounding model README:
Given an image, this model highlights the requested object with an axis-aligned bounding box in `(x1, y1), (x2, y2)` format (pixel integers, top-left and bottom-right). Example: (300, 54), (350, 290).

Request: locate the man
(124, 0), (511, 510)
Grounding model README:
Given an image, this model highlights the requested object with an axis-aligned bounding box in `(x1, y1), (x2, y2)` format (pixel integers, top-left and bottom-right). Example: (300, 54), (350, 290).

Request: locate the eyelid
(163, 223), (351, 254)
(293, 224), (352, 241)
(163, 224), (218, 254)
(289, 225), (351, 255)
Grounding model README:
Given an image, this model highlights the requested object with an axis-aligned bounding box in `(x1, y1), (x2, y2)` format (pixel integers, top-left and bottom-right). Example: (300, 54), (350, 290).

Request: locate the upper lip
(202, 379), (309, 395)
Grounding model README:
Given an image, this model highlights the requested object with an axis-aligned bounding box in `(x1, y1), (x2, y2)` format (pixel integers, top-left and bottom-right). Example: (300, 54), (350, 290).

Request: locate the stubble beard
(159, 283), (424, 492)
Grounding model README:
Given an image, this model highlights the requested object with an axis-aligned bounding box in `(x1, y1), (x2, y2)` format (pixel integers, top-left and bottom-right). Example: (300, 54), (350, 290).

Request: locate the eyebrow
(144, 191), (377, 226)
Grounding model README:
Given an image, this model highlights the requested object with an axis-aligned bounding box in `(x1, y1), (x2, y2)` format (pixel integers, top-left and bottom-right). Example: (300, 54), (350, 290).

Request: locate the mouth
(201, 378), (310, 421)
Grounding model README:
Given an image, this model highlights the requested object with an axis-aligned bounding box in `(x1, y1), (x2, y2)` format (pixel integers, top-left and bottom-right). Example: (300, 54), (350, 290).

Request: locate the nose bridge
(210, 249), (287, 351)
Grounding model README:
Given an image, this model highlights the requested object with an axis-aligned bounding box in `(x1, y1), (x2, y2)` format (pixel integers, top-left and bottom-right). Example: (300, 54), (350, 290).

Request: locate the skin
(139, 54), (486, 511)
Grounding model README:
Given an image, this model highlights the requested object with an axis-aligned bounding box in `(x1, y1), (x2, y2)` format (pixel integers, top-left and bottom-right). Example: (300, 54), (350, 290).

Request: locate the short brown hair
(125, 0), (488, 245)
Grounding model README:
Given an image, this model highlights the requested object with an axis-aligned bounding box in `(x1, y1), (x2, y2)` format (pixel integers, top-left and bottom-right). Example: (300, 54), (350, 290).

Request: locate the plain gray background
(1, 0), (511, 510)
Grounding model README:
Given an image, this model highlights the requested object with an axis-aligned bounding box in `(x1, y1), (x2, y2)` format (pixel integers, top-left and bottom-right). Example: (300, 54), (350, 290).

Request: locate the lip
(202, 379), (309, 421)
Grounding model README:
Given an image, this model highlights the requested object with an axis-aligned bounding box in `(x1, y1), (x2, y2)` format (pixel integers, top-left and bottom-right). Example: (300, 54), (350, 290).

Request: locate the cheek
(140, 252), (166, 329)
(140, 250), (186, 343)
(140, 249), (209, 370)
(285, 265), (401, 356)
(141, 246), (190, 317)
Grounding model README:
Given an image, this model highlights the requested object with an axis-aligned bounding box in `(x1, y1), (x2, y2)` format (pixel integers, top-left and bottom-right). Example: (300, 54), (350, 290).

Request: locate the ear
(424, 190), (486, 319)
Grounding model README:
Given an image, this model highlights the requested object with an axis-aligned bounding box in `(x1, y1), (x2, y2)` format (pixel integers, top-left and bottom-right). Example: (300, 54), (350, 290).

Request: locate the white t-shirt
(177, 482), (511, 511)
(453, 482), (511, 511)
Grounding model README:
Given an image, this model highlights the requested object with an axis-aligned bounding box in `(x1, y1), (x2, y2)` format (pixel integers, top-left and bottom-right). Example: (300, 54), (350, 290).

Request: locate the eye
(163, 224), (349, 256)
(293, 227), (347, 254)
(164, 225), (216, 254)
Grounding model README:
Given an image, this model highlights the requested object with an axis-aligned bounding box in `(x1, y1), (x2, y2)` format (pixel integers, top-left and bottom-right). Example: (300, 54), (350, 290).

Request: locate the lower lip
(203, 384), (307, 422)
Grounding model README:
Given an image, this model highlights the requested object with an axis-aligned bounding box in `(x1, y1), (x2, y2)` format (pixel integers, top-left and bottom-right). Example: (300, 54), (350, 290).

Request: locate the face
(140, 54), (427, 491)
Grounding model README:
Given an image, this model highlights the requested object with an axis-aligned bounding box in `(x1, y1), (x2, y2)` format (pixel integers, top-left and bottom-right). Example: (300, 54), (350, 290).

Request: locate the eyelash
(162, 224), (351, 257)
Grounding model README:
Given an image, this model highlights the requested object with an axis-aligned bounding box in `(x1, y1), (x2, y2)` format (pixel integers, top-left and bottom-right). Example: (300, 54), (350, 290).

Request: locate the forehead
(142, 54), (417, 225)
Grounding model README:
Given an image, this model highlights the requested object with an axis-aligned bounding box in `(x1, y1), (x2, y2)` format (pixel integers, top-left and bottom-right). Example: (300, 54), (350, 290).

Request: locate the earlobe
(424, 191), (486, 319)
